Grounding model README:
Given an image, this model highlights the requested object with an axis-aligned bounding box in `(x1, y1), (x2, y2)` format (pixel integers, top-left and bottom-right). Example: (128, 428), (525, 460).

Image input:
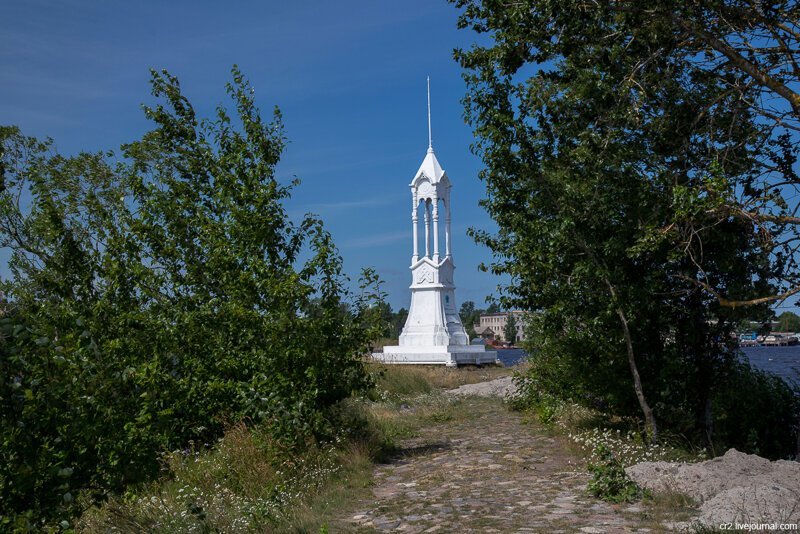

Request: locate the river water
(497, 346), (800, 388)
(496, 348), (529, 368)
(739, 346), (800, 387)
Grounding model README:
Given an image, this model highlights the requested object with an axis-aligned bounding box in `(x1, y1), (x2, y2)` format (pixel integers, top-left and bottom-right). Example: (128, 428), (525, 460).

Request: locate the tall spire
(427, 76), (433, 152)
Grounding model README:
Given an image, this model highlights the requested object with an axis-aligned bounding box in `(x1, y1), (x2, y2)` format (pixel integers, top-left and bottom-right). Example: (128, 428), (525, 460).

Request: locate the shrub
(586, 444), (645, 503)
(710, 358), (800, 459)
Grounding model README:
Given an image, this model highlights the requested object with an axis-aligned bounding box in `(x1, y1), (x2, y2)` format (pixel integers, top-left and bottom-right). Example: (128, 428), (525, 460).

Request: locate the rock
(444, 376), (518, 398)
(626, 448), (800, 525)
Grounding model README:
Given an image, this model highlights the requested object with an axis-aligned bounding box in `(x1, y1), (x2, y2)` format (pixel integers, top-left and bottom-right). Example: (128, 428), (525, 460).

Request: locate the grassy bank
(77, 363), (512, 532)
(76, 418), (382, 533)
(370, 362), (512, 396)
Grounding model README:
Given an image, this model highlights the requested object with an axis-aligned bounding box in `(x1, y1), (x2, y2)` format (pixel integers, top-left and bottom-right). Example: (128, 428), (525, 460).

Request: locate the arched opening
(412, 195), (449, 263)
(413, 197), (430, 259)
(411, 179), (450, 263)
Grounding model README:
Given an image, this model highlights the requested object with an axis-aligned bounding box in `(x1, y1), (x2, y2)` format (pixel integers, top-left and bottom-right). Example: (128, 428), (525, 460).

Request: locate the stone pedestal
(375, 344), (498, 367)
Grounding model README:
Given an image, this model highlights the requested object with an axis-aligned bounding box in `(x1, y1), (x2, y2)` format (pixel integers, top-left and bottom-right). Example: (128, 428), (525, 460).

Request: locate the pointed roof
(411, 78), (449, 187)
(413, 147), (446, 184)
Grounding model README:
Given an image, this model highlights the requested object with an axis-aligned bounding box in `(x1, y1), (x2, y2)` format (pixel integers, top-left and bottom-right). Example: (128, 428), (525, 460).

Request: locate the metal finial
(427, 76), (432, 150)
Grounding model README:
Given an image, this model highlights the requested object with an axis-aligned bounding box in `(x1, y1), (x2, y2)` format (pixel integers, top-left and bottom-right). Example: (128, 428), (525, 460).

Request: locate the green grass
(368, 361), (513, 397)
(373, 365), (433, 397)
(76, 421), (378, 533)
(512, 388), (708, 467)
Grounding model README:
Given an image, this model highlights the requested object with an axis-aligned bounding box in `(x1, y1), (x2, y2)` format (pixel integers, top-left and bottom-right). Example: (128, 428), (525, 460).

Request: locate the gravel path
(333, 387), (660, 533)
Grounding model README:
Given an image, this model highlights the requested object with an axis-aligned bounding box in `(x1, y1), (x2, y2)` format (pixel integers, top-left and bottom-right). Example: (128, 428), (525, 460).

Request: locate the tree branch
(675, 16), (800, 116)
(678, 274), (800, 308)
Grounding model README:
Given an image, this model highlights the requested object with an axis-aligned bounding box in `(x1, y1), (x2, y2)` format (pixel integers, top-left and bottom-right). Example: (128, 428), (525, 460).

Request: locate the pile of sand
(626, 448), (800, 528)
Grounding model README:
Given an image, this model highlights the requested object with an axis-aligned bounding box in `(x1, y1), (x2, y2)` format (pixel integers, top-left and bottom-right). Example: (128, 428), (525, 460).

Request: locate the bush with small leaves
(587, 444), (645, 503)
(0, 67), (381, 528)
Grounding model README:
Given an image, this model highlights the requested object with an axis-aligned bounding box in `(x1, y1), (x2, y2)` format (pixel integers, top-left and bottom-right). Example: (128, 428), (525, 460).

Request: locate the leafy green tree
(0, 67), (381, 528)
(367, 300), (395, 339)
(460, 300), (482, 338)
(459, 300), (476, 324)
(452, 0), (798, 453)
(777, 311), (800, 332)
(392, 307), (409, 339)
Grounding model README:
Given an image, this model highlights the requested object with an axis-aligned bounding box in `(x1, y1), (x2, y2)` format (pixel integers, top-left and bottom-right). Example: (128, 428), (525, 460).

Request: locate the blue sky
(5, 1), (796, 319)
(0, 0), (504, 311)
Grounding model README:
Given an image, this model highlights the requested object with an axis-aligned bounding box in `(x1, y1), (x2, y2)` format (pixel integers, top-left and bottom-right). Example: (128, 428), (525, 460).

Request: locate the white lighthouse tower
(374, 80), (497, 366)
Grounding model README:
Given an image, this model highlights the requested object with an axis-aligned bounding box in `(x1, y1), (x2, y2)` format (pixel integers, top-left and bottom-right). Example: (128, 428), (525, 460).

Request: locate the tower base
(372, 345), (498, 367)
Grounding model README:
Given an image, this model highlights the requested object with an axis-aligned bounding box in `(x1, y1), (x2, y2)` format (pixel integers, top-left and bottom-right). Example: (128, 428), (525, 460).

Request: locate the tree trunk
(615, 305), (659, 443)
(604, 278), (659, 443)
(688, 287), (715, 451)
(704, 397), (715, 456)
(796, 411), (800, 460)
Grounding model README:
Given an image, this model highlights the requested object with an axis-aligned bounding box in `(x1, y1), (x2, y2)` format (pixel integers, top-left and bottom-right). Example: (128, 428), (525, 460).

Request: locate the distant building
(473, 325), (496, 342)
(476, 311), (526, 343)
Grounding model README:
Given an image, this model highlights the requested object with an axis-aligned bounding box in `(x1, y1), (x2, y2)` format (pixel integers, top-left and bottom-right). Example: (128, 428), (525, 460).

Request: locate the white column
(412, 193), (419, 263)
(424, 200), (430, 258)
(432, 197), (440, 262)
(445, 196), (451, 258)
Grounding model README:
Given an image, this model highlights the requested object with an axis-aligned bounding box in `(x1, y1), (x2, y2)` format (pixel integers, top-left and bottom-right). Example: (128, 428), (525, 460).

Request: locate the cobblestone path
(333, 395), (663, 533)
